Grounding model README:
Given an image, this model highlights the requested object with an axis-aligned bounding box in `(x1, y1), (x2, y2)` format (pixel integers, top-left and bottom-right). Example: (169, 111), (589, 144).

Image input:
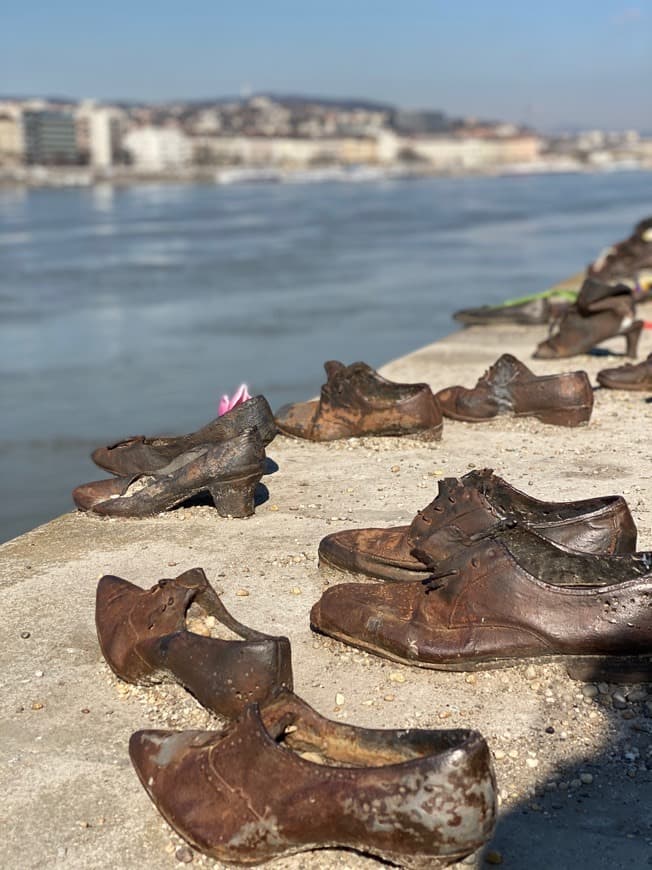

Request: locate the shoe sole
(440, 406), (592, 427)
(312, 624), (652, 684)
(276, 423), (443, 441)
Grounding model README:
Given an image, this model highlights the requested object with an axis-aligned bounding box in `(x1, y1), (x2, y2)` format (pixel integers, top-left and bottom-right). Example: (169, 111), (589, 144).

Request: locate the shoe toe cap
(72, 478), (125, 510)
(274, 400), (319, 438)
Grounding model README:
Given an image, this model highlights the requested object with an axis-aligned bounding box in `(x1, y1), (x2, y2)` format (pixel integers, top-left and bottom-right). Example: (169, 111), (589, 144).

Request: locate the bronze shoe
(597, 353), (652, 391)
(275, 360), (443, 441)
(311, 525), (652, 682)
(96, 568), (293, 718)
(435, 354), (593, 426)
(92, 395), (276, 476)
(129, 690), (496, 867)
(74, 431), (265, 518)
(534, 279), (642, 360)
(318, 469), (637, 582)
(588, 217), (652, 283)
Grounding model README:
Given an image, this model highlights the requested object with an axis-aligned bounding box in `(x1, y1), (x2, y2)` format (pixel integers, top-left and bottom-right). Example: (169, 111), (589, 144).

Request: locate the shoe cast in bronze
(275, 360), (443, 441)
(435, 354), (593, 426)
(318, 469), (637, 582)
(588, 217), (652, 283)
(74, 431), (265, 518)
(312, 525), (652, 683)
(597, 353), (652, 391)
(129, 690), (496, 867)
(92, 395), (276, 476)
(534, 279), (643, 360)
(96, 568), (293, 718)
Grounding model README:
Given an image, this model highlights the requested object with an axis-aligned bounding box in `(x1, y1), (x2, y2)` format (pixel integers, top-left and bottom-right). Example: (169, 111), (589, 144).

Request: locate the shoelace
(419, 517), (517, 594)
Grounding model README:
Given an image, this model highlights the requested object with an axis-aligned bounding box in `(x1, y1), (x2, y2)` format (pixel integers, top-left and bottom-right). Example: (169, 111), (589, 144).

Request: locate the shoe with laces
(275, 360), (443, 441)
(317, 469), (637, 582)
(311, 524), (652, 682)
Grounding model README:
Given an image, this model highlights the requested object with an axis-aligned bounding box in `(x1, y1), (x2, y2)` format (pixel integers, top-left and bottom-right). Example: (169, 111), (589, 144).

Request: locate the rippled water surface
(1, 172), (651, 541)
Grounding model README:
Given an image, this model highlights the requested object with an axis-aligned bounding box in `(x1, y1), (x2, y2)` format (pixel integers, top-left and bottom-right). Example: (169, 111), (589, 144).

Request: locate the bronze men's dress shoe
(92, 395), (276, 477)
(96, 568), (293, 718)
(597, 353), (652, 391)
(435, 354), (593, 426)
(311, 525), (652, 682)
(318, 469), (637, 582)
(275, 360), (443, 441)
(129, 690), (496, 867)
(74, 431), (265, 518)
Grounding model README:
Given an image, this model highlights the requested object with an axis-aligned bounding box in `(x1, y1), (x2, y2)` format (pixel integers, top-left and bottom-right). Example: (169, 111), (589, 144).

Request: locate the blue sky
(2, 1), (650, 129)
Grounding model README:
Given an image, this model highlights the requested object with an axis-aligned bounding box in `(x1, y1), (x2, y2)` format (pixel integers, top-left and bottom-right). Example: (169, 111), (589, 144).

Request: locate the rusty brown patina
(96, 568), (293, 718)
(435, 353), (593, 426)
(74, 430), (265, 518)
(275, 360), (443, 441)
(318, 468), (637, 582)
(129, 690), (496, 867)
(92, 395), (276, 477)
(312, 525), (652, 683)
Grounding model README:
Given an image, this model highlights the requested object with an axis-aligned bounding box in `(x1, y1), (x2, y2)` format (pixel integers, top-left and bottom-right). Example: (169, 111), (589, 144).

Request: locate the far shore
(2, 160), (651, 190)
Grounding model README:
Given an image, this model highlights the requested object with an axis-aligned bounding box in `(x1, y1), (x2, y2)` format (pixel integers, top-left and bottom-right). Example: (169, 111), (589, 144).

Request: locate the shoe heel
(208, 474), (261, 518)
(534, 405), (592, 427)
(624, 320), (643, 358)
(566, 654), (652, 684)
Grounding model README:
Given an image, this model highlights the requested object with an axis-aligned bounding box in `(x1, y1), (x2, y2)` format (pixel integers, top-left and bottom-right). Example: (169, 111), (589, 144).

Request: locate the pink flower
(218, 384), (251, 416)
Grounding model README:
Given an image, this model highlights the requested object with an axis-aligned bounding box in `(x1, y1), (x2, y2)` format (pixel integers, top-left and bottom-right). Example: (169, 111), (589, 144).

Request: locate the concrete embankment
(2, 322), (652, 869)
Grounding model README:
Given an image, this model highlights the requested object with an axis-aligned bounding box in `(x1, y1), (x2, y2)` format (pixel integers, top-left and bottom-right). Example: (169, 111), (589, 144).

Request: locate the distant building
(76, 102), (125, 168)
(0, 112), (23, 165)
(23, 110), (79, 165)
(190, 134), (378, 167)
(123, 126), (191, 171)
(378, 132), (541, 168)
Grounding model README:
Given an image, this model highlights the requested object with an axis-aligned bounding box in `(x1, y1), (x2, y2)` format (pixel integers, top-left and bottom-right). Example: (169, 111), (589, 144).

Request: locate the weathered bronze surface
(275, 360), (443, 441)
(129, 690), (496, 866)
(435, 354), (594, 426)
(96, 567), (293, 718)
(92, 395), (276, 476)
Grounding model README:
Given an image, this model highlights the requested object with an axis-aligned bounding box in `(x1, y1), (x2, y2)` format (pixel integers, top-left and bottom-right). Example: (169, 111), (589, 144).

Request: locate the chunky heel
(208, 474), (261, 518)
(534, 405), (592, 427)
(565, 654), (652, 684)
(624, 320), (643, 358)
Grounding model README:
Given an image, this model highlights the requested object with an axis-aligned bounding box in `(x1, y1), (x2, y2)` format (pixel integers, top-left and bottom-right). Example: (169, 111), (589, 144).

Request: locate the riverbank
(2, 159), (651, 189)
(2, 322), (652, 868)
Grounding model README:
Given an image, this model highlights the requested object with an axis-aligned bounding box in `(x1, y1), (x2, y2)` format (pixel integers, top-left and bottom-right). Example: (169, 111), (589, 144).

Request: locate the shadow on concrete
(477, 655), (652, 869)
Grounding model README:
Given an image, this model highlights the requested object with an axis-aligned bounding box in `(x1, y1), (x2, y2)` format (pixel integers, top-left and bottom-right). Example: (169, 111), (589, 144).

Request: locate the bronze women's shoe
(92, 396), (276, 476)
(434, 354), (593, 426)
(96, 568), (293, 718)
(129, 690), (496, 867)
(318, 469), (637, 582)
(534, 279), (643, 360)
(597, 353), (652, 391)
(311, 525), (652, 683)
(74, 431), (265, 518)
(275, 360), (443, 441)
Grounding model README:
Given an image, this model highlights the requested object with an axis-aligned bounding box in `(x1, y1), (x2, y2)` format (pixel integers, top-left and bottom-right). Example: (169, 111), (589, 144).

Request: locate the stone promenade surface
(3, 322), (652, 869)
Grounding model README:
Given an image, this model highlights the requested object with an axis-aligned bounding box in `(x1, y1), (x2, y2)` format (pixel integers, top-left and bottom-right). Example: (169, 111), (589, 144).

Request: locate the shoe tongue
(480, 354), (532, 386)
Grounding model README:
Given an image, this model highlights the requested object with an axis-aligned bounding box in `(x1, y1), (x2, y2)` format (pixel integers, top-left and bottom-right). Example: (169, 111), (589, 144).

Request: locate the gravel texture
(2, 322), (652, 869)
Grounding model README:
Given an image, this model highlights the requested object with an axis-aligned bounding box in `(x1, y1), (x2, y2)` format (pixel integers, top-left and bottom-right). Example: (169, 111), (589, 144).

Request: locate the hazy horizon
(3, 1), (650, 131)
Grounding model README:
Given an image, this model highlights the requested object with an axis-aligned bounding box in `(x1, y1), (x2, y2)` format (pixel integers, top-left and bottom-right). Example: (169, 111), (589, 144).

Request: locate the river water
(1, 171), (651, 542)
